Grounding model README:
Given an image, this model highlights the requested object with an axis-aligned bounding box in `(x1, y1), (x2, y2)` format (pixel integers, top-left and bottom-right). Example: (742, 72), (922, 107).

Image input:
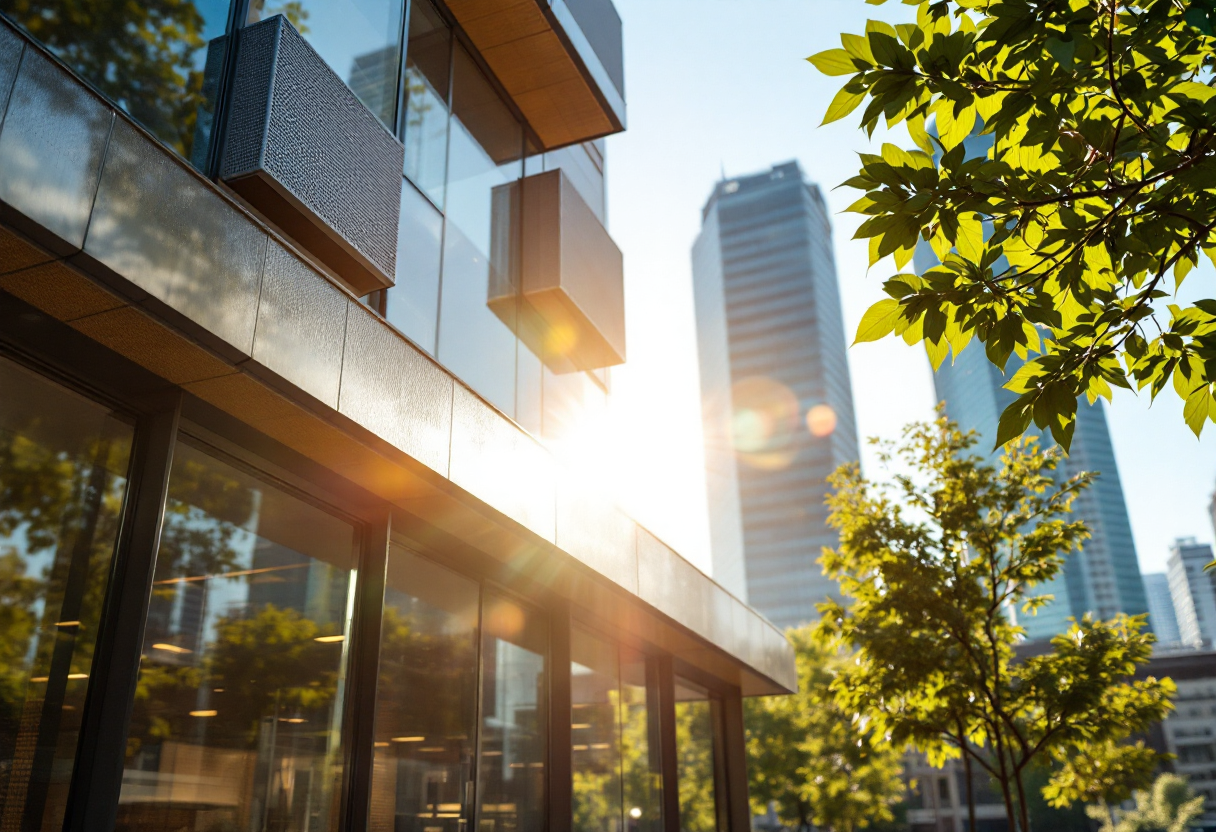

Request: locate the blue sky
(600, 0), (1216, 578)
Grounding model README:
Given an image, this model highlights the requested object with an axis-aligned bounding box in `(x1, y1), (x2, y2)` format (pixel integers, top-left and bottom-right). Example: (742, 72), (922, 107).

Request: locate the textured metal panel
(449, 384), (557, 543)
(555, 473), (637, 592)
(637, 529), (713, 640)
(0, 48), (113, 251)
(222, 16), (402, 292)
(86, 118), (267, 358)
(0, 21), (23, 122)
(337, 303), (453, 476)
(251, 241), (350, 408)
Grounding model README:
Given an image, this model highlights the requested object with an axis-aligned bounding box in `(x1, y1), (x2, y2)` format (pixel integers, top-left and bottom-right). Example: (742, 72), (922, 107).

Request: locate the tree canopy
(815, 416), (1174, 832)
(811, 0), (1216, 450)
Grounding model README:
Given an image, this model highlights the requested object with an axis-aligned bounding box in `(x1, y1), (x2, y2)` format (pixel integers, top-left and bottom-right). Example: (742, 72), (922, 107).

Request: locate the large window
(0, 0), (235, 166)
(479, 591), (547, 832)
(400, 0), (450, 206)
(369, 547), (480, 832)
(0, 356), (134, 831)
(118, 438), (358, 832)
(621, 652), (661, 832)
(674, 679), (723, 832)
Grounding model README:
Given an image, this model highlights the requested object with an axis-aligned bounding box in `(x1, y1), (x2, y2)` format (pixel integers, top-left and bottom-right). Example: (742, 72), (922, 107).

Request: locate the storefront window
(401, 0), (451, 207)
(479, 592), (546, 832)
(674, 679), (720, 832)
(370, 548), (479, 832)
(572, 628), (623, 832)
(247, 0), (405, 129)
(1, 0), (234, 166)
(621, 653), (661, 832)
(437, 44), (524, 418)
(118, 439), (358, 832)
(0, 356), (134, 831)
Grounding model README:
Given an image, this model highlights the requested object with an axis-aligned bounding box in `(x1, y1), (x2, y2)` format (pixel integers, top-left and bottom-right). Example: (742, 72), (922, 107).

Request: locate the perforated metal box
(220, 15), (403, 295)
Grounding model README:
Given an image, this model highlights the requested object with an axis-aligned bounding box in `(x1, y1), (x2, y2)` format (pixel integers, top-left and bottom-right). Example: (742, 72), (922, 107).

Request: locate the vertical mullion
(63, 392), (181, 832)
(341, 510), (392, 832)
(394, 0), (412, 141)
(655, 657), (680, 832)
(548, 599), (573, 832)
(719, 689), (751, 832)
(471, 582), (486, 832)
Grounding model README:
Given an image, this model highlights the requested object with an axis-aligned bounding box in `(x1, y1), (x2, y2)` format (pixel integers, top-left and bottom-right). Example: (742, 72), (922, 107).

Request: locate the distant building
(1145, 572), (1184, 649)
(1143, 649), (1216, 830)
(1168, 538), (1216, 648)
(903, 751), (1008, 832)
(692, 161), (860, 627)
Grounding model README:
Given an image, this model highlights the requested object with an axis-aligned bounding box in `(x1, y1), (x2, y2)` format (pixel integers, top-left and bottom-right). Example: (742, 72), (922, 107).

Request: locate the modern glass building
(691, 162), (860, 629)
(1168, 537), (1216, 649)
(1145, 571), (1184, 648)
(0, 4), (795, 832)
(923, 255), (1150, 640)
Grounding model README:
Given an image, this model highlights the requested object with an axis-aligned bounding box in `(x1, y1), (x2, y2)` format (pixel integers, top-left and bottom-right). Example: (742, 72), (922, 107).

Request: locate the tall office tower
(1144, 572), (1183, 648)
(1168, 537), (1216, 648)
(920, 247), (1149, 640)
(692, 161), (860, 628)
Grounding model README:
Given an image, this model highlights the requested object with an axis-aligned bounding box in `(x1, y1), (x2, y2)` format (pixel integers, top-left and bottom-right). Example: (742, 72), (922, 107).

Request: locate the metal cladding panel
(221, 15), (403, 295)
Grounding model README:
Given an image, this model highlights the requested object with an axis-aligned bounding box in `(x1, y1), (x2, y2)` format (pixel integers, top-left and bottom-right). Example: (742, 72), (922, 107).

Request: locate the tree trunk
(961, 744), (976, 832)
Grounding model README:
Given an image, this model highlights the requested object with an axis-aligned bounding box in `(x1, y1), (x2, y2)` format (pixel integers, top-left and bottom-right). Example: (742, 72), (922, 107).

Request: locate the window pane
(247, 0), (404, 129)
(1, 0), (234, 166)
(674, 680), (718, 832)
(0, 357), (133, 831)
(620, 654), (661, 832)
(385, 179), (443, 354)
(437, 44), (523, 418)
(119, 439), (357, 832)
(571, 628), (622, 832)
(479, 592), (546, 832)
(370, 547), (479, 832)
(401, 0), (450, 206)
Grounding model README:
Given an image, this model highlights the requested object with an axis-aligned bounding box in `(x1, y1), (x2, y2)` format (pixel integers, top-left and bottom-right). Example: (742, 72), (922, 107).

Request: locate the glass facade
(118, 438), (358, 832)
(674, 680), (721, 832)
(0, 356), (134, 831)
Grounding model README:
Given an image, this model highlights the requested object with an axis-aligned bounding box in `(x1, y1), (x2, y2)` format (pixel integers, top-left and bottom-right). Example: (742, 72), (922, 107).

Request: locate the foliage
(810, 0), (1216, 450)
(745, 627), (905, 832)
(675, 700), (718, 832)
(1086, 773), (1206, 832)
(815, 415), (1175, 832)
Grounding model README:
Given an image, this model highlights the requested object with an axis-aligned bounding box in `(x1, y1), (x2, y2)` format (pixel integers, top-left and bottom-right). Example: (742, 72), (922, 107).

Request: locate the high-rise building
(692, 161), (860, 629)
(1144, 572), (1183, 648)
(0, 5), (794, 832)
(1168, 538), (1216, 648)
(921, 249), (1149, 640)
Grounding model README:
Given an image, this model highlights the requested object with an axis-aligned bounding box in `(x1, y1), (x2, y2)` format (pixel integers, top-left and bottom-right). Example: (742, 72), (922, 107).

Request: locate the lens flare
(730, 377), (799, 470)
(806, 404), (837, 438)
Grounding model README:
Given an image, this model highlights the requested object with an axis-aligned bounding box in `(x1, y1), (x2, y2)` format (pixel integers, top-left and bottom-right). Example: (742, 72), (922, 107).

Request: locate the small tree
(815, 415), (1175, 832)
(745, 627), (905, 832)
(1087, 773), (1206, 832)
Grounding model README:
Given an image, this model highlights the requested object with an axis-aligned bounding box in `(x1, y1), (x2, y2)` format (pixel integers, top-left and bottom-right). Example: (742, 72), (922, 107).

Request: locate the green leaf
(995, 401), (1032, 448)
(808, 49), (858, 76)
(1045, 35), (1075, 69)
(1184, 387), (1210, 437)
(925, 336), (950, 370)
(956, 213), (984, 262)
(854, 299), (902, 344)
(823, 85), (867, 125)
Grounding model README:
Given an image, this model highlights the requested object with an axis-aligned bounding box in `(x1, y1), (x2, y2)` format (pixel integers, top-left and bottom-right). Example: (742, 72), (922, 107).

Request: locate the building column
(549, 599), (573, 832)
(655, 656), (681, 832)
(719, 688), (752, 832)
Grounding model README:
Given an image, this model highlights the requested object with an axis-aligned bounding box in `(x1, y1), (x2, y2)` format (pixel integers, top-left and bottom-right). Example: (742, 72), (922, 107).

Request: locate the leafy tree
(815, 415), (1175, 832)
(675, 699), (718, 832)
(809, 0), (1216, 450)
(745, 626), (905, 832)
(1086, 772), (1206, 832)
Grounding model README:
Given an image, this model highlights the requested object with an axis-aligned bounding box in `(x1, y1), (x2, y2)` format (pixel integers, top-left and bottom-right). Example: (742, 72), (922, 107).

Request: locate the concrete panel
(636, 529), (712, 641)
(86, 118), (267, 358)
(338, 303), (453, 477)
(0, 49), (113, 251)
(251, 241), (349, 408)
(0, 22), (23, 122)
(0, 260), (123, 322)
(449, 384), (556, 543)
(556, 475), (637, 593)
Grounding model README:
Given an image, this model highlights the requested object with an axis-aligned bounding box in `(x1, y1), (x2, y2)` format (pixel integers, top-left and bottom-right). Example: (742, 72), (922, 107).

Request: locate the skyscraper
(925, 289), (1150, 640)
(1144, 572), (1183, 648)
(1168, 537), (1216, 648)
(692, 161), (860, 629)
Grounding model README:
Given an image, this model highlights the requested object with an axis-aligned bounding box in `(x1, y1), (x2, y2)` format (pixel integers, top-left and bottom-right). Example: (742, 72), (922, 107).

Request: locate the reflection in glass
(479, 592), (546, 832)
(401, 0), (451, 206)
(675, 680), (719, 832)
(620, 654), (661, 832)
(437, 44), (523, 418)
(385, 180), (443, 354)
(571, 628), (622, 832)
(0, 357), (133, 831)
(370, 548), (479, 832)
(1, 0), (233, 165)
(119, 439), (357, 832)
(247, 0), (404, 129)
